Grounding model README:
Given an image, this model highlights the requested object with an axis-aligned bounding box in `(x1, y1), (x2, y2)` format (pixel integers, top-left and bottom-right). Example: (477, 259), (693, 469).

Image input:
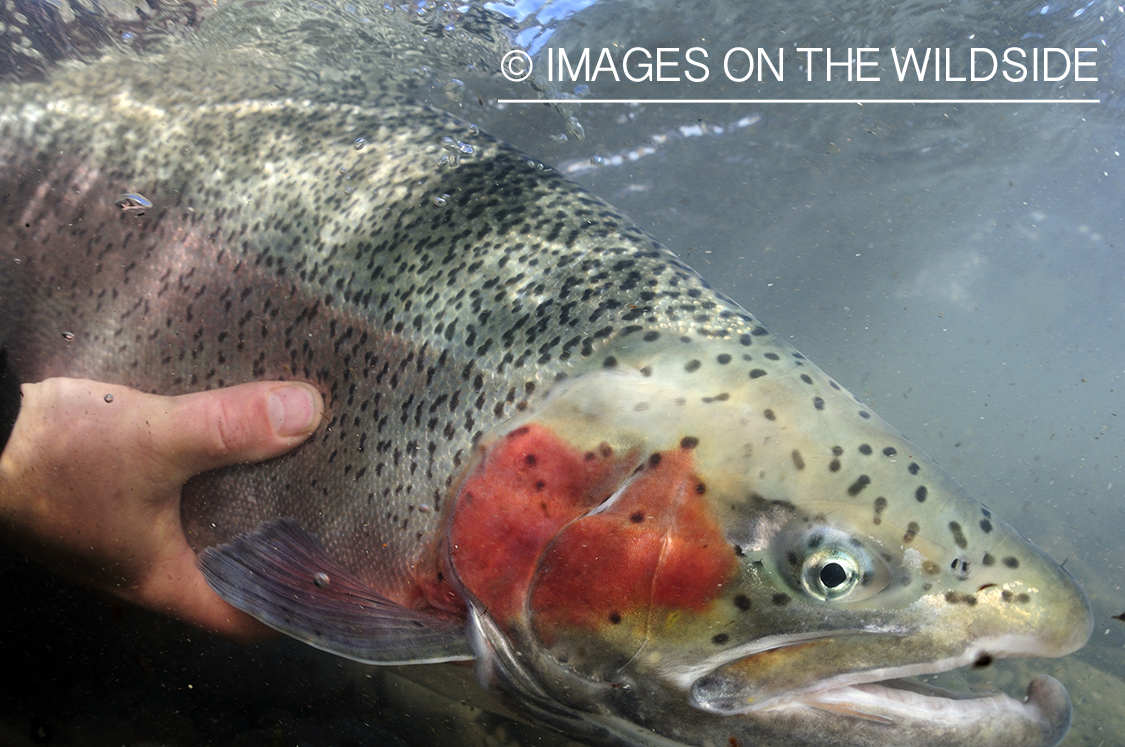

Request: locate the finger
(151, 381), (324, 478)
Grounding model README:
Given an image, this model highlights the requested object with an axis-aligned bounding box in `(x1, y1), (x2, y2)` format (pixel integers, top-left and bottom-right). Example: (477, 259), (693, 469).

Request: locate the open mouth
(686, 636), (1073, 745)
(793, 674), (1070, 725)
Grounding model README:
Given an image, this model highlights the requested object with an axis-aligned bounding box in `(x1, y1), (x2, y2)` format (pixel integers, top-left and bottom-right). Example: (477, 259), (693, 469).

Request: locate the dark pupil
(820, 562), (848, 588)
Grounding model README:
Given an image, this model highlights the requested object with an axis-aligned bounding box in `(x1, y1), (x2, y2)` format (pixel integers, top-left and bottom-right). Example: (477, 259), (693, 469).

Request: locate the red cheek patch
(447, 424), (736, 642)
(447, 425), (636, 631)
(529, 448), (737, 643)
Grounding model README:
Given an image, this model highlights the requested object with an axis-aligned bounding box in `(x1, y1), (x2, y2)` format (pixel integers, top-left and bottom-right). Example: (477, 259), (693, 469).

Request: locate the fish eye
(779, 526), (890, 603)
(801, 548), (862, 601)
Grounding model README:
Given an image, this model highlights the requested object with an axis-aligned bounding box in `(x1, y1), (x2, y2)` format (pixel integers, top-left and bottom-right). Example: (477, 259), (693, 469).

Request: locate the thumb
(127, 380), (322, 640)
(153, 381), (323, 479)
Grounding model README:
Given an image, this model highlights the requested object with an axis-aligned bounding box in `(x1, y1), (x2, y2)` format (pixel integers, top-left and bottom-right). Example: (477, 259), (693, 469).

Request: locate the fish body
(0, 32), (1092, 747)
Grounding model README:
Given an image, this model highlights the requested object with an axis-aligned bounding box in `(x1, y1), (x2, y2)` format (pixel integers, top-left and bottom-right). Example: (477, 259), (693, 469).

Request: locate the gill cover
(446, 368), (742, 736)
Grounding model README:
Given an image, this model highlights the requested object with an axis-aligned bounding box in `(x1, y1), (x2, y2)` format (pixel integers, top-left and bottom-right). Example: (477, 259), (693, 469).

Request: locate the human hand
(0, 378), (323, 642)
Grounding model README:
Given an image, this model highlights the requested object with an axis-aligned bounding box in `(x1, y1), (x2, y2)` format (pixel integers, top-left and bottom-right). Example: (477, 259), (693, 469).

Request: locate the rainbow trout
(0, 27), (1091, 747)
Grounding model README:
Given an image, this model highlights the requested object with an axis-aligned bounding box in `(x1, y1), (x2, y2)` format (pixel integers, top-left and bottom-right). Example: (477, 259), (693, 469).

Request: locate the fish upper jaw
(685, 630), (1075, 716)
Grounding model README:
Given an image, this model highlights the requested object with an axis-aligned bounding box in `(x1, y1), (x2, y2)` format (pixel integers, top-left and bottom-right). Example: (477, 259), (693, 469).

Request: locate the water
(1, 0), (1122, 744)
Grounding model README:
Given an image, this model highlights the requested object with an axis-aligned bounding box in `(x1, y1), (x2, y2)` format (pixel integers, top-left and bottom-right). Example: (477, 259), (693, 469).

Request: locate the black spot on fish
(828, 459), (841, 472)
(630, 511), (644, 523)
(648, 453), (662, 467)
(979, 519), (992, 533)
(791, 450), (805, 470)
(908, 462), (921, 475)
(609, 612), (622, 624)
(882, 446), (897, 457)
(1003, 556), (1020, 569)
(749, 369), (766, 379)
(685, 359), (701, 372)
(712, 633), (730, 645)
(813, 396), (824, 410)
(858, 411), (871, 419)
(859, 444), (872, 455)
(763, 408), (776, 421)
(733, 594), (751, 612)
(915, 485), (928, 502)
(847, 475), (871, 497)
(717, 353), (731, 364)
(800, 374), (813, 384)
(681, 436), (699, 450)
(772, 593), (791, 606)
(948, 521), (968, 549)
(903, 522), (920, 543)
(603, 356), (617, 368)
(873, 496), (887, 525)
(982, 553), (995, 567)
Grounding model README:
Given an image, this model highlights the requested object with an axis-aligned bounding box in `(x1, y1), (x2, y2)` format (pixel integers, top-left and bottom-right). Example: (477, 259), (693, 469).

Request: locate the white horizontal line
(497, 98), (1101, 104)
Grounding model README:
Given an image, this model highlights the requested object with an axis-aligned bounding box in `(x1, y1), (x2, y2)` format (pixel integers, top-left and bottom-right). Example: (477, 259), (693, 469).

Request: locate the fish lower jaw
(794, 675), (1062, 719)
(689, 638), (1074, 746)
(763, 674), (1072, 747)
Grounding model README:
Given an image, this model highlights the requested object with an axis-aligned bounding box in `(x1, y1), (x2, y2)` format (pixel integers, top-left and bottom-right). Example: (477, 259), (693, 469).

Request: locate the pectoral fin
(198, 518), (472, 664)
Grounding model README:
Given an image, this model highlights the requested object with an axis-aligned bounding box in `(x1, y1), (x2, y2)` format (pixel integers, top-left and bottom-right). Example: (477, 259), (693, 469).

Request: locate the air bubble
(103, 393), (114, 403)
(313, 572), (330, 587)
(353, 137), (367, 150)
(466, 123), (479, 137)
(432, 193), (450, 206)
(61, 331), (75, 341)
(566, 115), (585, 140)
(443, 79), (465, 103)
(115, 193), (152, 211)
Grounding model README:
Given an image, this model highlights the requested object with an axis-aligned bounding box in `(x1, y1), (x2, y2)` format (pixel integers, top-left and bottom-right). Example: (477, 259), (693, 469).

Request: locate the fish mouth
(688, 638), (1073, 746)
(789, 674), (1070, 726)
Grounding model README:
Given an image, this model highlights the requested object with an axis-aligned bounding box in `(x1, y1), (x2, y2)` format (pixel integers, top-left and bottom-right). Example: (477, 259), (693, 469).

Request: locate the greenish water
(1, 0), (1122, 744)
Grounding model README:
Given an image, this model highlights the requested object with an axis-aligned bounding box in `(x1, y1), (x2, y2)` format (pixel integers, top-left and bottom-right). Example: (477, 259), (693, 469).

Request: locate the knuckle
(203, 396), (247, 457)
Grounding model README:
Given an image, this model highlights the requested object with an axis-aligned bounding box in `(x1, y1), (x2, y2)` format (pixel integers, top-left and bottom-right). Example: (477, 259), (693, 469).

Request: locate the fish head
(446, 331), (1092, 747)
